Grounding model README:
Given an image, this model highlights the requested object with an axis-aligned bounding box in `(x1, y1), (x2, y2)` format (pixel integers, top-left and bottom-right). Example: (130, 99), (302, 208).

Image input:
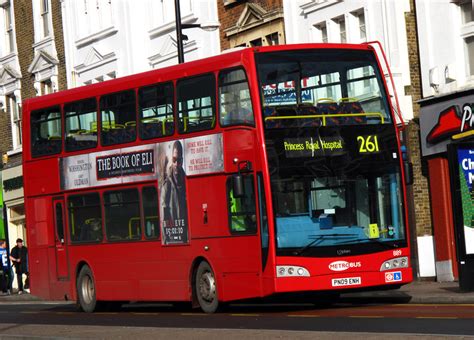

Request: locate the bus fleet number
(357, 135), (380, 153)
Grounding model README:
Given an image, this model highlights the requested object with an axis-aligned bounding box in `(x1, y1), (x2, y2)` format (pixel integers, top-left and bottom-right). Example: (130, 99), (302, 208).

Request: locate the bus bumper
(274, 267), (413, 293)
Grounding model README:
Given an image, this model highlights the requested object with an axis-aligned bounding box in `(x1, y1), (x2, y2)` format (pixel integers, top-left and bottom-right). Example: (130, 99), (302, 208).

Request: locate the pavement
(1, 280), (474, 305)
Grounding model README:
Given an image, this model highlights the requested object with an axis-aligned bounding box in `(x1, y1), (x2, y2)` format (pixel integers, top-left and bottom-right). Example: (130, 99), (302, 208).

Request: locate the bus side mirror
(232, 174), (245, 198)
(404, 161), (413, 186)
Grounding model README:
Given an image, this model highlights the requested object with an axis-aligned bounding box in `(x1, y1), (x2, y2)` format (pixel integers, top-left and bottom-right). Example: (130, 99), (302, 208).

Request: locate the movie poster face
(158, 140), (189, 245)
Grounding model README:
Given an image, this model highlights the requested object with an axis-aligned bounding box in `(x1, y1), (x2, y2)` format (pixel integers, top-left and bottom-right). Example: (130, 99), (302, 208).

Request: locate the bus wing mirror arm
(232, 160), (252, 198)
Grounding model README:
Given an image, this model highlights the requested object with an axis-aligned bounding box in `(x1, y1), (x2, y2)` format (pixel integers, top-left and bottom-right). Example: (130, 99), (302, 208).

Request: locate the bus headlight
(276, 266), (310, 277)
(380, 257), (408, 271)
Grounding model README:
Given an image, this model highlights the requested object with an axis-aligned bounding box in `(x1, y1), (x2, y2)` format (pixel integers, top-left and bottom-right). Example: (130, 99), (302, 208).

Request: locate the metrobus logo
(328, 261), (361, 271)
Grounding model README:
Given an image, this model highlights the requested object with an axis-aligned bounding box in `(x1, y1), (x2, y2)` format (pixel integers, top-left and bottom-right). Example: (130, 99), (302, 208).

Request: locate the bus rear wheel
(77, 265), (98, 313)
(195, 261), (219, 313)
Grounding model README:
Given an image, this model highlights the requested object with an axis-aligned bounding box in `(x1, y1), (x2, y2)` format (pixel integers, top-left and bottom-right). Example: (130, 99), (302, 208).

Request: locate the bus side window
(177, 74), (216, 134)
(139, 82), (174, 140)
(68, 193), (103, 243)
(142, 186), (159, 239)
(104, 188), (141, 241)
(31, 106), (62, 157)
(227, 175), (257, 234)
(100, 90), (137, 146)
(65, 98), (98, 152)
(219, 68), (254, 127)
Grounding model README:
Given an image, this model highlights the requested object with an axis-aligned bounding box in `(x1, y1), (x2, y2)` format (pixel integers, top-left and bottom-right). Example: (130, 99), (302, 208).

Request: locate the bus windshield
(256, 48), (406, 257)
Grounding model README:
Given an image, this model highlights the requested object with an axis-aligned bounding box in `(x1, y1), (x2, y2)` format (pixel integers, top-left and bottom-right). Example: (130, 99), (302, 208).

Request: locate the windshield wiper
(293, 233), (356, 256)
(335, 238), (398, 249)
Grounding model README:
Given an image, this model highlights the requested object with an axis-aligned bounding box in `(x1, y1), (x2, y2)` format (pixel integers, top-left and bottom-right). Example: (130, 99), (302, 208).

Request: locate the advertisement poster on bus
(457, 148), (474, 254)
(184, 134), (224, 176)
(60, 145), (157, 190)
(158, 140), (189, 245)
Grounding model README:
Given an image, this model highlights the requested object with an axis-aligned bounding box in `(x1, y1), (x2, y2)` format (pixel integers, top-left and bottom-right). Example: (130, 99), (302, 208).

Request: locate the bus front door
(53, 198), (70, 280)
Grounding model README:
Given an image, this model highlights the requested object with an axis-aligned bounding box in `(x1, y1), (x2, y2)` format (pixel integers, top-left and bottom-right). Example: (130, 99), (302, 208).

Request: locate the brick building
(218, 0), (285, 50)
(0, 0), (66, 290)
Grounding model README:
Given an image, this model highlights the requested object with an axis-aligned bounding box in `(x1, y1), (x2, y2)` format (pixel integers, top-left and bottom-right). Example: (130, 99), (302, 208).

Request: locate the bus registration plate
(331, 277), (361, 287)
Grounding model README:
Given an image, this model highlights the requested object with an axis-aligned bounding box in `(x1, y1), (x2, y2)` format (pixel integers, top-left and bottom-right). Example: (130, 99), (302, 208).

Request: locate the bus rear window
(177, 74), (216, 133)
(31, 106), (61, 157)
(139, 82), (174, 140)
(100, 90), (137, 146)
(65, 98), (98, 152)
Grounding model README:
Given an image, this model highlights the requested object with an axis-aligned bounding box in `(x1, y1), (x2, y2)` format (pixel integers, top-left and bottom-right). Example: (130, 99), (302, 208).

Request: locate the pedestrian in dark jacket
(9, 238), (28, 294)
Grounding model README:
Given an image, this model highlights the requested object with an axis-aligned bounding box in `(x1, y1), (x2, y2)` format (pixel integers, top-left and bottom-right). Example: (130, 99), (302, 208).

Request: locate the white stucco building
(61, 0), (221, 88)
(283, 0), (414, 122)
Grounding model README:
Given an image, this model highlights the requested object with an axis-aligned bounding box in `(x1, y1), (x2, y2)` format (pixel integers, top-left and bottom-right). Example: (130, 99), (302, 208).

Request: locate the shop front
(420, 89), (474, 289)
(2, 163), (25, 291)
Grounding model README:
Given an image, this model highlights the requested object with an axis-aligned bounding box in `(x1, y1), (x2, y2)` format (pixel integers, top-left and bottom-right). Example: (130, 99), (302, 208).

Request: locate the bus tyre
(195, 261), (219, 313)
(77, 265), (98, 313)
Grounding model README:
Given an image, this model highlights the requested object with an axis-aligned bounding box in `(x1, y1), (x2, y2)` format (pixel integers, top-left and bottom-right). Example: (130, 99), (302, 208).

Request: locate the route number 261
(357, 135), (380, 153)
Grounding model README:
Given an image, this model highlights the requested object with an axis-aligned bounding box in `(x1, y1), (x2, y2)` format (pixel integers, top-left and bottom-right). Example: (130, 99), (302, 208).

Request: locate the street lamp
(174, 0), (220, 64)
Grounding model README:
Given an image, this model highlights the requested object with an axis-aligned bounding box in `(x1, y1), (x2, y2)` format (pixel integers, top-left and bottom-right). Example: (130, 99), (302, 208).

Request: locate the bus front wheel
(77, 265), (98, 313)
(195, 261), (219, 313)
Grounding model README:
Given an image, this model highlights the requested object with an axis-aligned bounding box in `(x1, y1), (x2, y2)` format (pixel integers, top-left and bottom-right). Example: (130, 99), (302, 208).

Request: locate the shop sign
(456, 148), (474, 255)
(426, 104), (473, 144)
(420, 94), (474, 157)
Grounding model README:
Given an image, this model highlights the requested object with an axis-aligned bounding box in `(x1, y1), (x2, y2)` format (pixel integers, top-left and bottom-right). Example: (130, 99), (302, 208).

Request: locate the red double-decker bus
(23, 43), (412, 313)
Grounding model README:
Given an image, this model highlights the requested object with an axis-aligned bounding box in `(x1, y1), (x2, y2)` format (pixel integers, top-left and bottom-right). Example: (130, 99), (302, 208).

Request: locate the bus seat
(338, 98), (366, 124)
(297, 104), (321, 127)
(263, 106), (281, 129)
(141, 119), (163, 139)
(316, 99), (339, 126)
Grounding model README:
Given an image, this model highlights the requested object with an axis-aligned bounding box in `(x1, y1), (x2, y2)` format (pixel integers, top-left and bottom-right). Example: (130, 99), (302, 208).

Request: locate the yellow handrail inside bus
(128, 217), (141, 239)
(264, 112), (385, 125)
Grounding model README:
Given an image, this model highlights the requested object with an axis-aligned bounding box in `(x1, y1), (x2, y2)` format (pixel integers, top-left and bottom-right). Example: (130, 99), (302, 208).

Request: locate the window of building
(142, 186), (159, 239)
(337, 16), (346, 43)
(466, 36), (474, 76)
(40, 0), (50, 38)
(219, 68), (254, 127)
(353, 9), (366, 42)
(41, 79), (53, 95)
(65, 98), (98, 152)
(177, 74), (216, 133)
(265, 32), (279, 46)
(68, 193), (103, 243)
(227, 175), (257, 234)
(461, 0), (473, 24)
(4, 1), (14, 53)
(104, 188), (141, 241)
(250, 38), (263, 47)
(100, 90), (137, 146)
(315, 22), (328, 43)
(8, 94), (21, 149)
(31, 106), (61, 157)
(139, 82), (174, 140)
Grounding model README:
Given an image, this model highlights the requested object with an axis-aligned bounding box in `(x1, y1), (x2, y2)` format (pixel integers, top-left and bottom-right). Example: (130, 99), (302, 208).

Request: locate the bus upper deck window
(65, 98), (98, 152)
(219, 68), (254, 127)
(177, 74), (216, 134)
(138, 82), (174, 140)
(100, 90), (137, 146)
(31, 106), (62, 157)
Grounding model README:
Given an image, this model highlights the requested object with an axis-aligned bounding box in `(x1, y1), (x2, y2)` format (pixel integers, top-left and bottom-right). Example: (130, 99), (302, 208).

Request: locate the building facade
(0, 0), (67, 290)
(61, 0), (220, 87)
(218, 0), (285, 50)
(417, 0), (474, 283)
